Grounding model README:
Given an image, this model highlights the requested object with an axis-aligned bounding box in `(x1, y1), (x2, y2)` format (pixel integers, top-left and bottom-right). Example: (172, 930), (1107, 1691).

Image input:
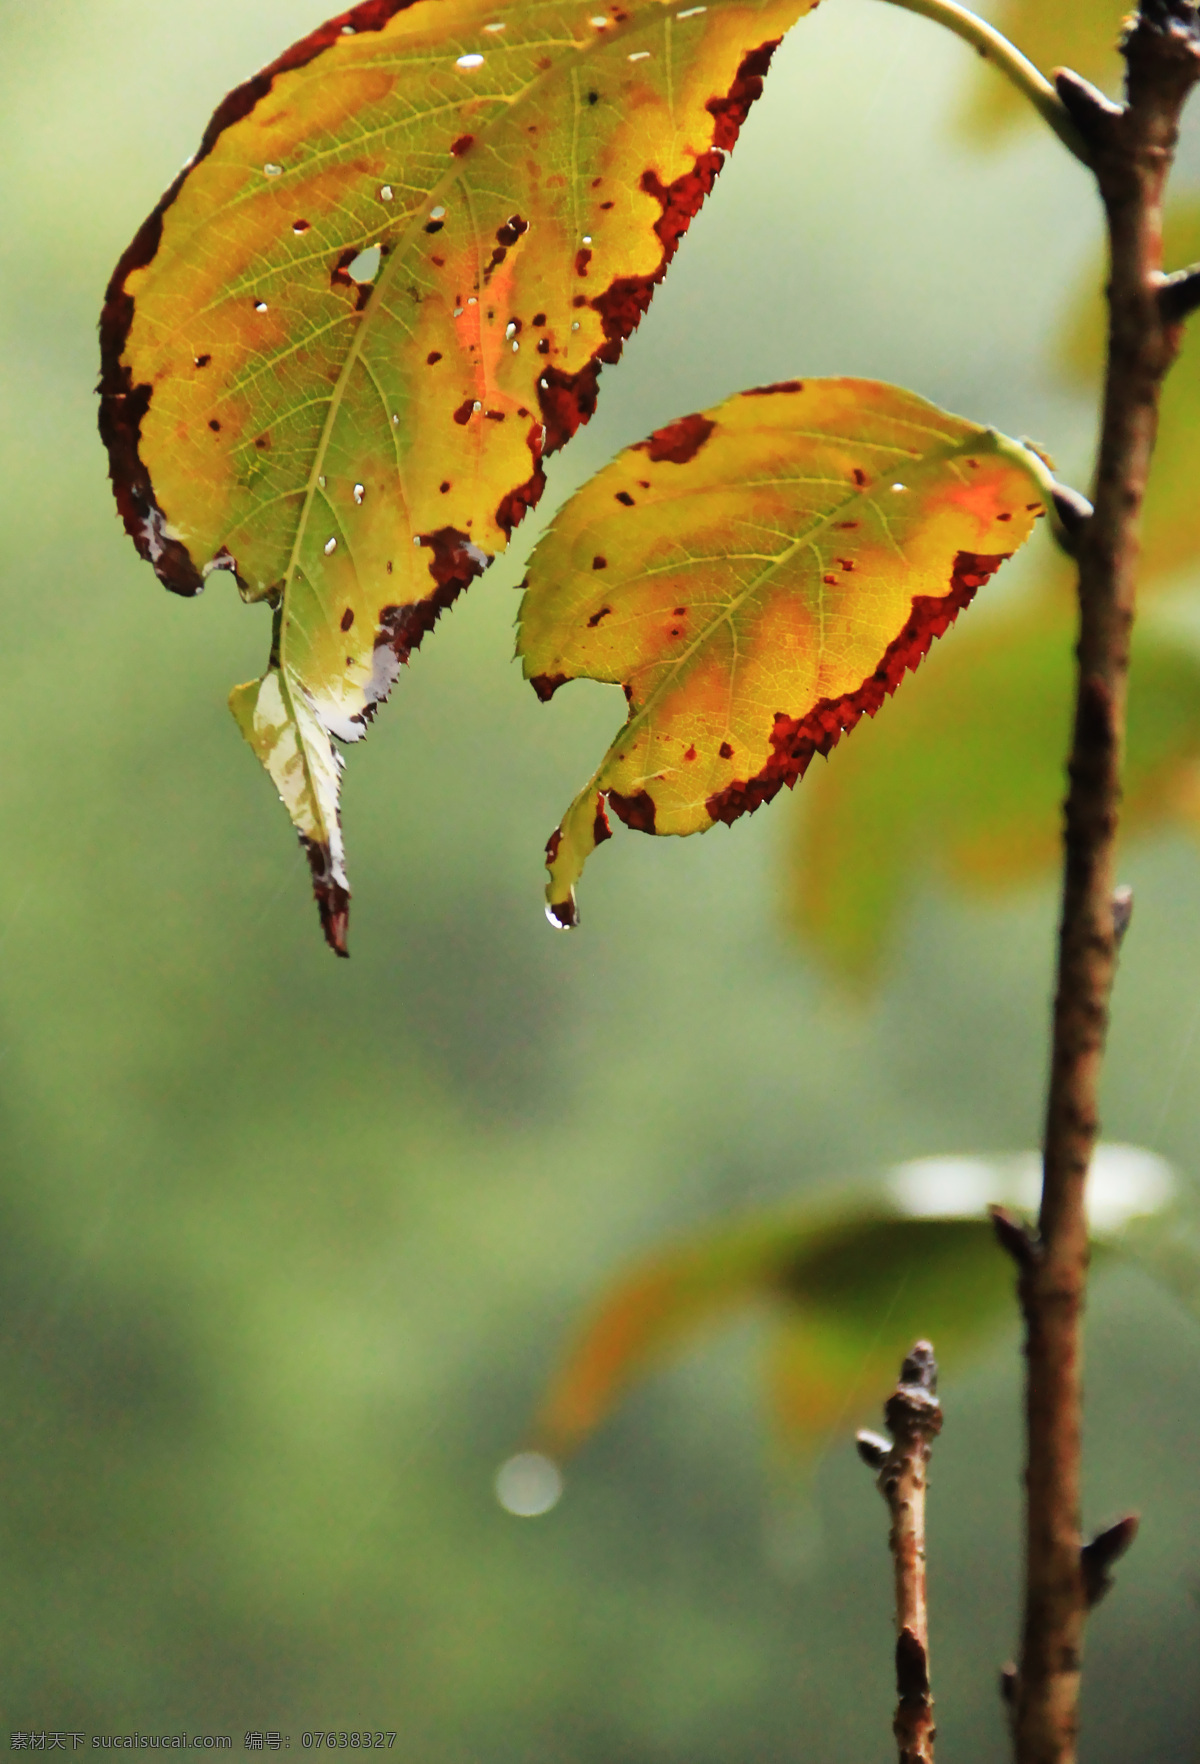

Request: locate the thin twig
(1016, 7), (1200, 1762)
(872, 0), (1091, 162)
(857, 1342), (943, 1764)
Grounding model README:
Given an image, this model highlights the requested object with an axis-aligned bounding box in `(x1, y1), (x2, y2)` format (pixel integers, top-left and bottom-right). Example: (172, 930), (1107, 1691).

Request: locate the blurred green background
(3, 0), (1200, 1753)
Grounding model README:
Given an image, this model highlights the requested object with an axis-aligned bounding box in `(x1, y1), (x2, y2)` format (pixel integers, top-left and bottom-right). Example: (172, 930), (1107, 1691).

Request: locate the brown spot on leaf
(423, 219), (444, 234)
(194, 353), (211, 368)
(719, 741), (733, 758)
(427, 350), (442, 364)
(340, 606), (355, 631)
(592, 555), (607, 570)
(744, 378), (804, 395)
(369, 528), (490, 707)
(587, 88), (600, 104)
(852, 468), (868, 486)
(293, 218), (311, 234)
(208, 418), (221, 432)
(439, 480), (451, 493)
(254, 434), (270, 450)
(593, 798), (613, 845)
(497, 213), (529, 247)
(615, 490), (635, 506)
(638, 412), (716, 465)
(600, 200), (614, 210)
(302, 836), (350, 959)
(607, 788), (657, 834)
(706, 38), (779, 147)
(576, 247), (593, 277)
(587, 606), (612, 626)
(485, 408), (505, 421)
(684, 745), (697, 761)
(704, 551), (1008, 826)
(450, 132), (474, 155)
(823, 574), (837, 585)
(537, 337), (551, 354)
(452, 398), (475, 425)
(532, 312), (547, 326)
(530, 672), (568, 702)
(836, 521), (858, 529)
(496, 422), (547, 538)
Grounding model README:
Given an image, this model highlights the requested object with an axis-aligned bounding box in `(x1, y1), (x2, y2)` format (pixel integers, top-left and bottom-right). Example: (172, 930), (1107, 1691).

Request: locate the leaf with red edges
(97, 0), (818, 952)
(517, 377), (1049, 927)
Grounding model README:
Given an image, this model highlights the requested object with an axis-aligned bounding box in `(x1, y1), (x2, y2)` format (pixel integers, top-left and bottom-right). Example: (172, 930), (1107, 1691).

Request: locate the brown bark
(858, 1342), (944, 1764)
(1013, 8), (1200, 1762)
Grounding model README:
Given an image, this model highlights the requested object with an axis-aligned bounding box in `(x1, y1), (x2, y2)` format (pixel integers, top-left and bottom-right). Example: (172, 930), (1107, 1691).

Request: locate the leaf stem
(873, 0), (1090, 163)
(858, 1342), (943, 1764)
(1012, 9), (1200, 1761)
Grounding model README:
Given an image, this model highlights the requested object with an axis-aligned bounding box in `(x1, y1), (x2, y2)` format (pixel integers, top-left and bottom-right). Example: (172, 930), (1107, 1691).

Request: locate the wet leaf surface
(98, 0), (816, 952)
(518, 377), (1047, 927)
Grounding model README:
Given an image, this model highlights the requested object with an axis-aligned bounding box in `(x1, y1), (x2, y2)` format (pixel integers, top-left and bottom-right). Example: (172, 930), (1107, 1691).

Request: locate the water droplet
(467, 296), (478, 306)
(589, 13), (608, 23)
(341, 20), (356, 30)
(379, 184), (394, 201)
(496, 1452), (563, 1516)
(318, 475), (326, 488)
(539, 377), (549, 389)
(582, 234), (592, 244)
(392, 413), (400, 425)
(484, 18), (507, 28)
(353, 483), (365, 504)
(456, 52), (485, 68)
(473, 400), (482, 411)
(254, 301), (268, 313)
(628, 50), (650, 60)
(505, 321), (517, 339)
(430, 205), (447, 221)
(512, 340), (520, 352)
(891, 482), (907, 492)
(571, 320), (581, 331)
(263, 162), (283, 177)
(324, 537), (338, 555)
(413, 534), (423, 545)
(293, 218), (310, 234)
(453, 307), (464, 318)
(676, 4), (706, 14)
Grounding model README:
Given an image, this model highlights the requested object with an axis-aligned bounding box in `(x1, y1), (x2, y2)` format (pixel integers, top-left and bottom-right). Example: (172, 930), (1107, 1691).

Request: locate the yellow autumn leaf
(98, 0), (817, 951)
(518, 377), (1048, 927)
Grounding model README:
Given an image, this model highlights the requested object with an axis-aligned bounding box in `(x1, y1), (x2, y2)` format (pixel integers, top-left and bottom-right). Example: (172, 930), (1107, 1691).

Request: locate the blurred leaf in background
(530, 1143), (1177, 1470)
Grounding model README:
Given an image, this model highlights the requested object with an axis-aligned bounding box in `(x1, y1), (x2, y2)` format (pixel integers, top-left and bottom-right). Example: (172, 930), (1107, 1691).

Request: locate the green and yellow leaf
(98, 0), (817, 951)
(518, 377), (1048, 926)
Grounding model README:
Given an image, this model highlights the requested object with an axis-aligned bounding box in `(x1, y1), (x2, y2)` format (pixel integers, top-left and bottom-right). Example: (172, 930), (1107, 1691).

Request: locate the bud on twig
(1050, 483), (1095, 556)
(1081, 1514), (1140, 1608)
(856, 1429), (892, 1472)
(991, 1204), (1041, 1269)
(1111, 884), (1134, 947)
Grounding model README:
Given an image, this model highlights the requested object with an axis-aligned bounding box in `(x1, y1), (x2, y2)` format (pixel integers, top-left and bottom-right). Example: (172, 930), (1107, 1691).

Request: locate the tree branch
(874, 0), (1091, 163)
(858, 1342), (943, 1764)
(1018, 8), (1200, 1763)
